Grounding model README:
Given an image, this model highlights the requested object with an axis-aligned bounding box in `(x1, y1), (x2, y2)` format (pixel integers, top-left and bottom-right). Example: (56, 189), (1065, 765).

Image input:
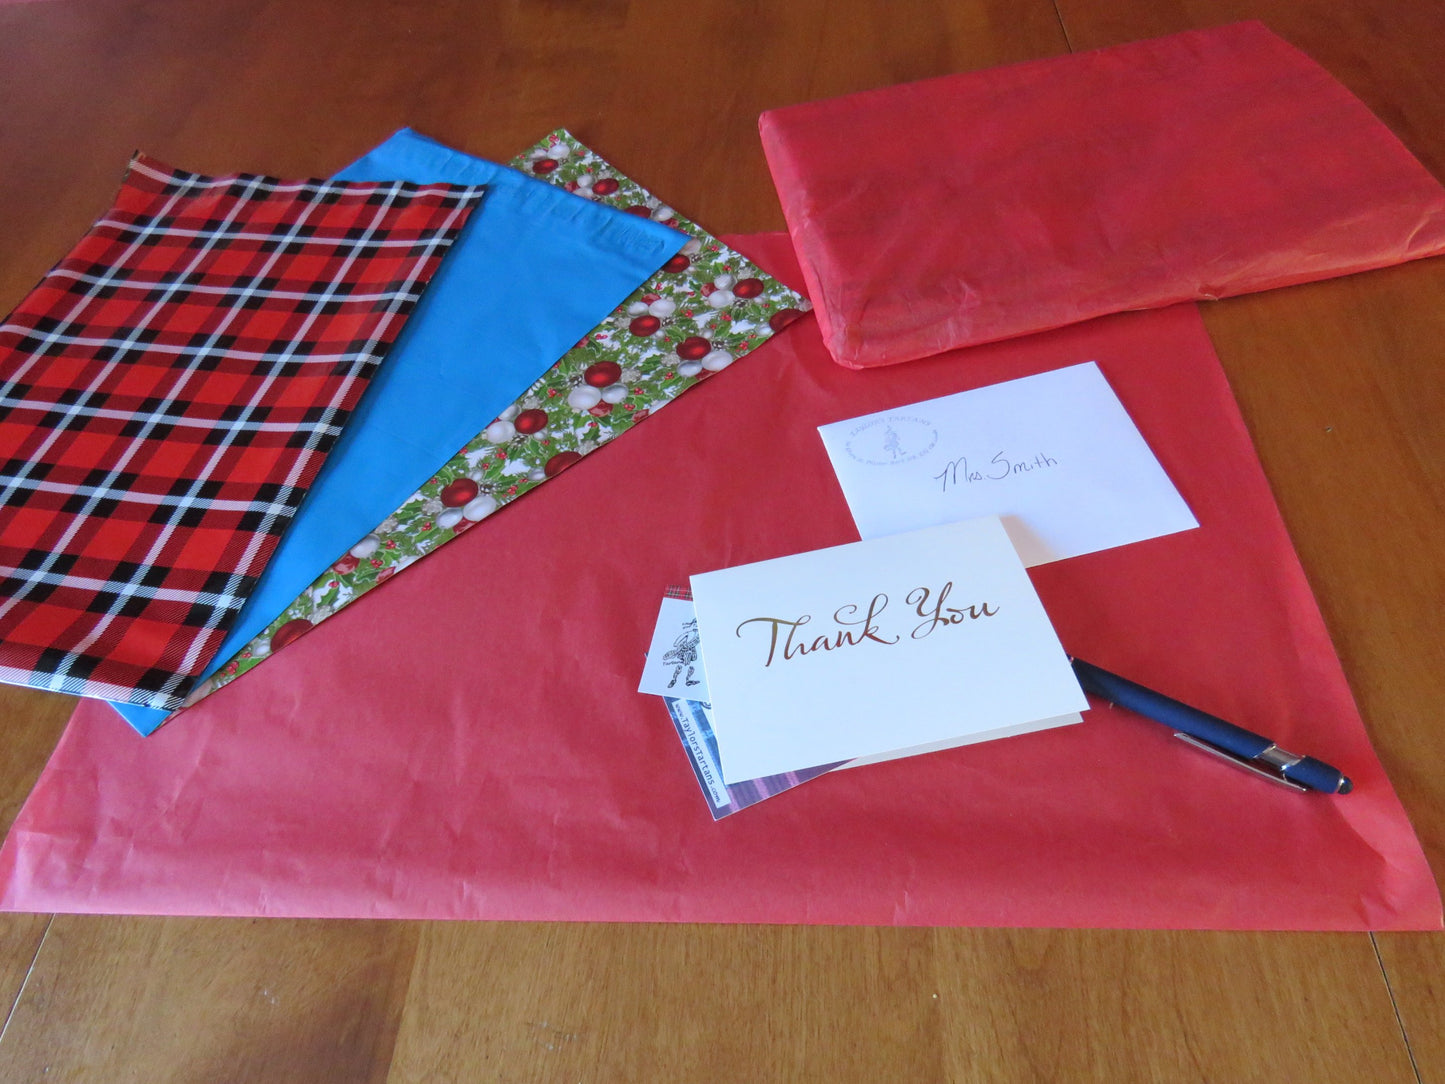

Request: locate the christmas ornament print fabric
(0, 155), (485, 709)
(178, 130), (810, 715)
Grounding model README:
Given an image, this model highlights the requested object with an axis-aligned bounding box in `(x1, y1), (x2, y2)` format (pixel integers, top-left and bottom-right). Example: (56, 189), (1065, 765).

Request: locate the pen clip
(1172, 732), (1308, 792)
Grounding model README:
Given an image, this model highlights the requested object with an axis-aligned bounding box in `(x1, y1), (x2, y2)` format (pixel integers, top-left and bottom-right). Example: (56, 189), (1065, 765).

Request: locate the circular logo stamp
(844, 415), (938, 466)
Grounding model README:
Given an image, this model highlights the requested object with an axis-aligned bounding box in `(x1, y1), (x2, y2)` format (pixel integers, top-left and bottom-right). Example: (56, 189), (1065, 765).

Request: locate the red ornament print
(584, 361), (623, 387)
(676, 336), (711, 360)
(270, 618), (313, 651)
(544, 451), (583, 477)
(769, 308), (805, 332)
(514, 408), (548, 434)
(439, 478), (480, 507)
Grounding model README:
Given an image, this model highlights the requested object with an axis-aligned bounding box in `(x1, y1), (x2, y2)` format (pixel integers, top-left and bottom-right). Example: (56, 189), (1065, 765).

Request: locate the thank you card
(689, 517), (1088, 783)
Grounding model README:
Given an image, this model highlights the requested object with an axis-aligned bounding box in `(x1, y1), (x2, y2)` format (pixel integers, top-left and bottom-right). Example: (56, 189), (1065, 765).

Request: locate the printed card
(817, 361), (1197, 565)
(689, 517), (1088, 783)
(639, 597), (711, 700)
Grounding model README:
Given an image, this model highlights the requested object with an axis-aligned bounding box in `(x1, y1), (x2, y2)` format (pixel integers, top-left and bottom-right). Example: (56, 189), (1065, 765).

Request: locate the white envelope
(817, 361), (1197, 565)
(689, 517), (1088, 784)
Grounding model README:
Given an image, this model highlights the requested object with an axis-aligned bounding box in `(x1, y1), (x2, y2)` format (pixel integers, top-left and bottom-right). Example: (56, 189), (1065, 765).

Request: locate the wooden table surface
(1, 1), (1443, 1080)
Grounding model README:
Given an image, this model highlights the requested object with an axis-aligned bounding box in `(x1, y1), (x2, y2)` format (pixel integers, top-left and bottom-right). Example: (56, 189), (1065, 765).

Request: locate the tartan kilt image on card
(0, 155), (485, 709)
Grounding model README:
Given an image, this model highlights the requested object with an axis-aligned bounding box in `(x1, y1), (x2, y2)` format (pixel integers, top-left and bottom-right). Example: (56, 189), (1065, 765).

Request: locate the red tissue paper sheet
(759, 21), (1445, 370)
(1, 233), (1437, 930)
(0, 156), (483, 710)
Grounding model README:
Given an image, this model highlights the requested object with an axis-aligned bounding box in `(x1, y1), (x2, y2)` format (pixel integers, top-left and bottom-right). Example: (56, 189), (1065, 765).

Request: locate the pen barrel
(1283, 756), (1351, 795)
(1070, 659), (1271, 759)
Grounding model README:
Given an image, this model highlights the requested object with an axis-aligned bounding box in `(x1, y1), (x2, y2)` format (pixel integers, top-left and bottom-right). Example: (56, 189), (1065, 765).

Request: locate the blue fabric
(113, 130), (684, 734)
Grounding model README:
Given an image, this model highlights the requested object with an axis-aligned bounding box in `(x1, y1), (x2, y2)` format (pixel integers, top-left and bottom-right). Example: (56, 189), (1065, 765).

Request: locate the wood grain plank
(0, 688), (69, 1033)
(0, 688), (72, 839)
(0, 916), (417, 1083)
(0, 914), (49, 1036)
(936, 930), (1416, 1082)
(385, 925), (1417, 1083)
(387, 922), (943, 1084)
(0, 0), (1070, 305)
(1376, 933), (1445, 1083)
(1052, 0), (1445, 180)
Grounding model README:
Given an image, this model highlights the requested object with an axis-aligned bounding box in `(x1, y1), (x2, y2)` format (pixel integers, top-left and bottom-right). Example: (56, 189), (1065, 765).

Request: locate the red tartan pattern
(0, 155), (484, 708)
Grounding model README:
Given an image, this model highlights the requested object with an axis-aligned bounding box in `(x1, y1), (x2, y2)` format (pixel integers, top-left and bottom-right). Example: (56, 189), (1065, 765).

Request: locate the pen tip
(1338, 777), (1354, 795)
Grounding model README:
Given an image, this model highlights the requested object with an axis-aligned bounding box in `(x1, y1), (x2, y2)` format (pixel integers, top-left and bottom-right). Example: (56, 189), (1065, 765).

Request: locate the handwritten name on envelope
(817, 362), (1198, 565)
(689, 517), (1088, 784)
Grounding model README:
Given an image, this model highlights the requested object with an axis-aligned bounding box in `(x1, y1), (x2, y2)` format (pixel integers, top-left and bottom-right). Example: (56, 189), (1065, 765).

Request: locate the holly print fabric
(176, 130), (809, 715)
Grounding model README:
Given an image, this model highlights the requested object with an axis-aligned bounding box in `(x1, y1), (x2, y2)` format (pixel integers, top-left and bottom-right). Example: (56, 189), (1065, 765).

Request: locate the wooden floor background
(1, 0), (1443, 1080)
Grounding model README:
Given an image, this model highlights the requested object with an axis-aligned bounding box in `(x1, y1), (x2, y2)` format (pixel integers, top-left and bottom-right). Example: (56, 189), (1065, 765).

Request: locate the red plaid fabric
(0, 155), (484, 709)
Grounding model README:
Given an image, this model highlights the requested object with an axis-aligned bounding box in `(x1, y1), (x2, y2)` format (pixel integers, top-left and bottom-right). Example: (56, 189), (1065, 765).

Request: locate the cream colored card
(689, 516), (1088, 784)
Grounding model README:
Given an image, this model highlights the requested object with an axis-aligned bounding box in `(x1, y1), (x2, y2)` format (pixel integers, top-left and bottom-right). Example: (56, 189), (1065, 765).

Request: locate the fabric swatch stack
(0, 128), (809, 733)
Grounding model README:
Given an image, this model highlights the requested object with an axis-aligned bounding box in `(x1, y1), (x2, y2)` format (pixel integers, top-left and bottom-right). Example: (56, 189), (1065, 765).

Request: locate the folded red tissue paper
(759, 21), (1445, 369)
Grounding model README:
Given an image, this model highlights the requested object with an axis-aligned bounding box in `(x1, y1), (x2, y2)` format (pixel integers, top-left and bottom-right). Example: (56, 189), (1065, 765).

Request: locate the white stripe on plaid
(0, 333), (403, 364)
(43, 267), (429, 305)
(88, 220), (453, 248)
(0, 660), (187, 705)
(0, 402), (346, 438)
(0, 478), (325, 510)
(0, 564), (249, 606)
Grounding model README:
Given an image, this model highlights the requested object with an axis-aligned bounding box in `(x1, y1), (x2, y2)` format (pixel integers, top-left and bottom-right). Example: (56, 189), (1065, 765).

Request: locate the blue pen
(1070, 657), (1352, 795)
